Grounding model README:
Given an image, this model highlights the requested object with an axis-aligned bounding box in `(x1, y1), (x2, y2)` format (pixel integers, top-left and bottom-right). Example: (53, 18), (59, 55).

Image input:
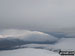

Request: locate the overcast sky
(0, 0), (75, 32)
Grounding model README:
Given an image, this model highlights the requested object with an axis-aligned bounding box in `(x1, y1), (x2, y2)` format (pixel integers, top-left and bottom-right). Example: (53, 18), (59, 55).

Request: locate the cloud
(0, 29), (58, 50)
(0, 29), (75, 50)
(65, 32), (75, 38)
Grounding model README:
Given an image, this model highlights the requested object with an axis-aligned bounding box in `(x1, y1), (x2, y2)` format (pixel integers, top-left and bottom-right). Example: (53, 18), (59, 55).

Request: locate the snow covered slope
(0, 48), (60, 56)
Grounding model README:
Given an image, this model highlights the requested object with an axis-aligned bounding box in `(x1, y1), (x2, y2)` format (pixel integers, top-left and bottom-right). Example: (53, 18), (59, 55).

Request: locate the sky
(0, 0), (75, 32)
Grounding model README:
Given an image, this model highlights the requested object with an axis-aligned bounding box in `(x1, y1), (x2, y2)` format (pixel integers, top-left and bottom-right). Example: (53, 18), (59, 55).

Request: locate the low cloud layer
(0, 29), (58, 50)
(0, 29), (75, 50)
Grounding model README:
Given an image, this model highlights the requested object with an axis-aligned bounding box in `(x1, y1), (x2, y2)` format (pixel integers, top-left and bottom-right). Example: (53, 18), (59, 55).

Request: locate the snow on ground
(54, 38), (75, 50)
(0, 48), (60, 56)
